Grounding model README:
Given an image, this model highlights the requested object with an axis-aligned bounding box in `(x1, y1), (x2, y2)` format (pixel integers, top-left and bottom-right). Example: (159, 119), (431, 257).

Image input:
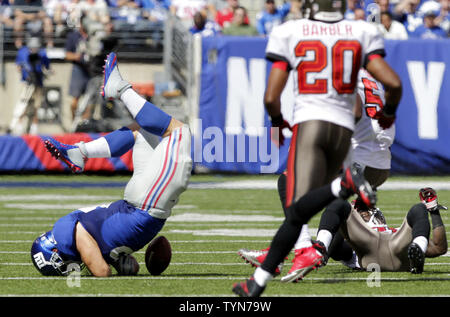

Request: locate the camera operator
(69, 14), (119, 132)
(9, 36), (50, 135)
(65, 14), (91, 121)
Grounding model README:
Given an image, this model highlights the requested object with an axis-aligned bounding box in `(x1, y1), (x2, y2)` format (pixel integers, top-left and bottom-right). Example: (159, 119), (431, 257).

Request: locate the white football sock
(412, 236), (428, 254)
(294, 224), (312, 250)
(80, 137), (111, 158)
(316, 229), (333, 252)
(253, 267), (273, 287)
(331, 177), (342, 197)
(120, 88), (146, 118)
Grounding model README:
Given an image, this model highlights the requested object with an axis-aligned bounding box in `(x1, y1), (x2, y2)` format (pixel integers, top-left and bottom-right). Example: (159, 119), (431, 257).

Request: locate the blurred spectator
(215, 0), (248, 28)
(66, 14), (118, 131)
(379, 10), (409, 39)
(71, 0), (110, 26)
(206, 0), (226, 20)
(354, 7), (365, 19)
(170, 0), (207, 26)
(12, 0), (54, 48)
(139, 0), (170, 10)
(64, 14), (90, 120)
(189, 9), (221, 36)
(108, 0), (166, 47)
(255, 0), (291, 36)
(376, 0), (391, 13)
(108, 0), (142, 31)
(9, 36), (50, 135)
(345, 0), (362, 20)
(139, 0), (171, 22)
(43, 0), (71, 37)
(411, 7), (448, 38)
(285, 0), (302, 20)
(436, 0), (449, 34)
(1, 0), (14, 29)
(222, 5), (258, 36)
(419, 0), (449, 34)
(393, 0), (423, 34)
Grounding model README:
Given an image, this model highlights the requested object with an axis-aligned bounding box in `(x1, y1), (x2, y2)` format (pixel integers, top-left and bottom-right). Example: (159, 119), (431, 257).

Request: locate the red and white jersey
(266, 18), (385, 131)
(366, 216), (398, 234)
(351, 69), (395, 170)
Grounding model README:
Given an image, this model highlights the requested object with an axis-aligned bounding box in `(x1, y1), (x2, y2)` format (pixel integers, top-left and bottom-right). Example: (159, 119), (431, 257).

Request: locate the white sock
(253, 267), (273, 287)
(81, 137), (111, 158)
(316, 230), (333, 252)
(120, 88), (146, 118)
(294, 224), (312, 250)
(331, 177), (342, 197)
(413, 236), (428, 254)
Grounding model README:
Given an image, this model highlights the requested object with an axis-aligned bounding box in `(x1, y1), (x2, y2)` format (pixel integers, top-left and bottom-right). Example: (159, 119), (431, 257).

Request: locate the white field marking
(169, 229), (277, 237)
(4, 248), (450, 256)
(2, 231), (41, 234)
(0, 251), (239, 254)
(3, 261), (450, 266)
(2, 203), (197, 211)
(0, 224), (53, 227)
(3, 203), (105, 210)
(0, 195), (120, 202)
(0, 215), (432, 223)
(168, 213), (284, 222)
(0, 239), (272, 243)
(189, 179), (450, 190)
(0, 217), (58, 221)
(1, 276), (450, 281)
(0, 205), (196, 214)
(0, 262), (248, 266)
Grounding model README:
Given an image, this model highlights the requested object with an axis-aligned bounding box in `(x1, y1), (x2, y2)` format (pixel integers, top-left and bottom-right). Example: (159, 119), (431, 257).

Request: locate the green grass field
(0, 174), (449, 298)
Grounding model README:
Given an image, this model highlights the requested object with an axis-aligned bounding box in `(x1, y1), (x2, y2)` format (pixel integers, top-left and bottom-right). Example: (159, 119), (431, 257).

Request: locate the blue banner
(384, 39), (450, 174)
(196, 36), (450, 175)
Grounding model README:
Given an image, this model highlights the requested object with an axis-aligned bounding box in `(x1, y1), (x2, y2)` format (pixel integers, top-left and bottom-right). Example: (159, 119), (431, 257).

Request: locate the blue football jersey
(51, 200), (165, 263)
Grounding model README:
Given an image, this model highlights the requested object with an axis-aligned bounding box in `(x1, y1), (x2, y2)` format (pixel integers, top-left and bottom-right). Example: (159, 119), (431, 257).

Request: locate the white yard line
(1, 276), (449, 281)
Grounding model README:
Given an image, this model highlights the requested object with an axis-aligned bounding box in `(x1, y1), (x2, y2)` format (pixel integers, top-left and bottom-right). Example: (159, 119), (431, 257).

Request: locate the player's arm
(264, 62), (289, 119)
(75, 222), (111, 277)
(366, 57), (402, 128)
(264, 62), (292, 146)
(425, 211), (448, 258)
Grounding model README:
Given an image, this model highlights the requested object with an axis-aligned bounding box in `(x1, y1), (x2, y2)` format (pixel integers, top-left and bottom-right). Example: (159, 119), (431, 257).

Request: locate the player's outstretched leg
(44, 139), (87, 173)
(44, 127), (136, 172)
(102, 52), (178, 137)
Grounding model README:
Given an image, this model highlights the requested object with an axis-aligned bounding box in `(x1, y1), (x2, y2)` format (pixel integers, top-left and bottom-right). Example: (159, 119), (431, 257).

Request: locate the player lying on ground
(31, 53), (192, 277)
(315, 186), (448, 273)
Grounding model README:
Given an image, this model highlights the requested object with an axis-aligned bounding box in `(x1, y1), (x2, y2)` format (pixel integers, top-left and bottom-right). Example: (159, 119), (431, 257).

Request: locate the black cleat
(408, 242), (425, 274)
(232, 277), (265, 297)
(340, 164), (376, 208)
(311, 239), (329, 266)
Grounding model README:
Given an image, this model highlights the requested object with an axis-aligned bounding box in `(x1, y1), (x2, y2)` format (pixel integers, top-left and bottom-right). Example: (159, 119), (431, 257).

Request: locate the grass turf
(0, 174), (449, 297)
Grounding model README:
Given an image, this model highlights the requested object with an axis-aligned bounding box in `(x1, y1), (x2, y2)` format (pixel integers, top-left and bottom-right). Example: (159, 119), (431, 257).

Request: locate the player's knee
(407, 203), (427, 224)
(407, 203), (430, 238)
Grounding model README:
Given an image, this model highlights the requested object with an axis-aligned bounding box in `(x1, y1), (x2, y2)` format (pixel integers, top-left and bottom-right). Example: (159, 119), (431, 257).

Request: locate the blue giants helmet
(31, 231), (73, 276)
